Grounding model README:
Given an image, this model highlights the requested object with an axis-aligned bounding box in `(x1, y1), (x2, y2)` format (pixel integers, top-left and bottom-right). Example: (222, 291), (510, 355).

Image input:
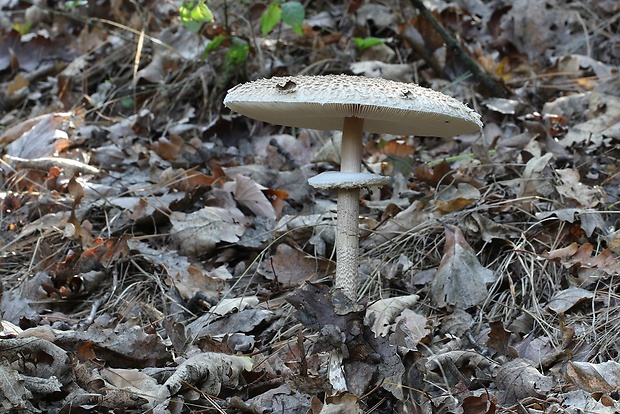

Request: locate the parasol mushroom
(224, 74), (482, 300)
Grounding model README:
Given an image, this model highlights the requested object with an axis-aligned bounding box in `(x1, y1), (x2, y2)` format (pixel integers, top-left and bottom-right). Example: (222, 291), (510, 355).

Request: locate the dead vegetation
(1, 0), (620, 412)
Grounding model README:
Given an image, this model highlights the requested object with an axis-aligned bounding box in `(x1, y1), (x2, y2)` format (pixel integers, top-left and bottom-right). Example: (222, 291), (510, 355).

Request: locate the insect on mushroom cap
(224, 74), (482, 137)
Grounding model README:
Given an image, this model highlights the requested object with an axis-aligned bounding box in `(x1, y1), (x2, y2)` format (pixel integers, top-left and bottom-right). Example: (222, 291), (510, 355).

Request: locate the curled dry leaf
(229, 174), (277, 219)
(364, 294), (419, 337)
(159, 352), (253, 399)
(3, 112), (72, 158)
(210, 296), (259, 317)
(426, 350), (498, 387)
(392, 308), (430, 350)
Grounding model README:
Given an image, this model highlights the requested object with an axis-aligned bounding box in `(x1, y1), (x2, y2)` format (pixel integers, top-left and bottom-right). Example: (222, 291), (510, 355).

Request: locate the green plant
(260, 1), (305, 36)
(204, 36), (249, 66)
(352, 37), (384, 53)
(64, 0), (88, 10)
(12, 21), (32, 35)
(204, 35), (249, 86)
(179, 0), (214, 33)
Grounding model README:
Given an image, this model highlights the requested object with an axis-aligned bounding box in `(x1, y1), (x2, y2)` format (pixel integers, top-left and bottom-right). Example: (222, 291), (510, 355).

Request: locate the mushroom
(224, 74), (482, 300)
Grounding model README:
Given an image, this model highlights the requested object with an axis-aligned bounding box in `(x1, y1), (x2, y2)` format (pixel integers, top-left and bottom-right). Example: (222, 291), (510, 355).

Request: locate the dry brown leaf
(170, 206), (247, 256)
(350, 61), (413, 82)
(159, 353), (252, 399)
(414, 161), (453, 186)
(545, 242), (579, 260)
(495, 358), (553, 405)
(486, 321), (512, 357)
(3, 112), (72, 159)
(364, 295), (419, 337)
(257, 243), (328, 288)
(430, 225), (495, 309)
(546, 287), (594, 314)
(230, 174), (276, 219)
(393, 308), (429, 349)
(546, 243), (620, 277)
(561, 93), (620, 148)
(149, 137), (181, 160)
(100, 368), (160, 407)
(462, 392), (497, 414)
(518, 153), (554, 199)
(566, 361), (620, 393)
(555, 169), (604, 208)
(321, 392), (363, 414)
(210, 297), (259, 317)
(434, 183), (480, 214)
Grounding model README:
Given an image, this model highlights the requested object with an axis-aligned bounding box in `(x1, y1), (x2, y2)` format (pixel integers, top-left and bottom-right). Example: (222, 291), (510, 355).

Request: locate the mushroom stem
(335, 117), (364, 299)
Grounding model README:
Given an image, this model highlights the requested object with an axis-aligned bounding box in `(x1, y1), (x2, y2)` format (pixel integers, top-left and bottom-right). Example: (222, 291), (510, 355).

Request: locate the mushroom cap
(224, 75), (482, 137)
(308, 171), (391, 189)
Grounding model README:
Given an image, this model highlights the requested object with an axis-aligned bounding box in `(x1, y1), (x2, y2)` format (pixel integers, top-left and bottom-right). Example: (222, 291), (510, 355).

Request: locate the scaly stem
(335, 117), (364, 300)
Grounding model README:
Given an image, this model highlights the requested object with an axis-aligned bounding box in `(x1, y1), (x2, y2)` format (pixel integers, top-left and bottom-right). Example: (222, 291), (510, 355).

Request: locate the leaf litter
(0, 0), (620, 412)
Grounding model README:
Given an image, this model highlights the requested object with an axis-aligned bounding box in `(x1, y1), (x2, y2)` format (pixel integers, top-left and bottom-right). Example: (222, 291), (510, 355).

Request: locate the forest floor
(1, 0), (620, 412)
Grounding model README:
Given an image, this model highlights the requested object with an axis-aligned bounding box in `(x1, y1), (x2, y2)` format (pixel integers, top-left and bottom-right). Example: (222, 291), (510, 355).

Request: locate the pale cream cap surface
(224, 75), (482, 137)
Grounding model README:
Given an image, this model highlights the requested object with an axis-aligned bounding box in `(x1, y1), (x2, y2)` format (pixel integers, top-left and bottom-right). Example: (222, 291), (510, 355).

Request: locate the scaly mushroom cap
(224, 74), (482, 137)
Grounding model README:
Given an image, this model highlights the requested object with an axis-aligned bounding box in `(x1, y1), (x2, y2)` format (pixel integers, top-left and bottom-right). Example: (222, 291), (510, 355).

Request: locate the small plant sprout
(224, 75), (482, 301)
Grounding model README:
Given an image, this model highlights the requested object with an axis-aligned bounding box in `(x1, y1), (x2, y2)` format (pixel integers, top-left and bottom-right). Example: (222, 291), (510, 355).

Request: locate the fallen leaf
(495, 358), (553, 405)
(435, 183), (481, 214)
(210, 297), (259, 317)
(462, 392), (497, 414)
(393, 308), (429, 349)
(230, 174), (277, 219)
(4, 112), (72, 159)
(566, 361), (620, 393)
(159, 352), (252, 399)
(430, 225), (496, 309)
(546, 287), (594, 314)
(486, 321), (512, 357)
(257, 243), (328, 287)
(518, 153), (555, 199)
(555, 168), (604, 208)
(364, 295), (419, 337)
(170, 206), (248, 256)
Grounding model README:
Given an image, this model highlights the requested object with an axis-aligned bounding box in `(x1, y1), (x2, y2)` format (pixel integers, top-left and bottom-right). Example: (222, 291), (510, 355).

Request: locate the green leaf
(120, 97), (134, 108)
(225, 37), (249, 67)
(191, 3), (213, 22)
(182, 20), (202, 33)
(203, 34), (227, 58)
(179, 0), (213, 32)
(12, 21), (32, 35)
(261, 2), (282, 36)
(353, 36), (384, 52)
(281, 1), (305, 35)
